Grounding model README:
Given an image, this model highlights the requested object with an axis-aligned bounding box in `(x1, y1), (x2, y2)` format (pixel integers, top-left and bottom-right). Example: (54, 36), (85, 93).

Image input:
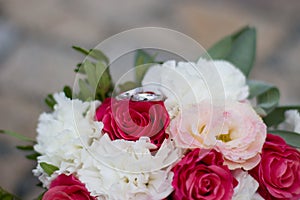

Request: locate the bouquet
(1, 26), (300, 200)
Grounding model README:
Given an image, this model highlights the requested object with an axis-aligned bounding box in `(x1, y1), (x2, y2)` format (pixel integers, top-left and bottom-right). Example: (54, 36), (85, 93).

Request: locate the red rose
(171, 149), (237, 200)
(43, 174), (95, 200)
(249, 134), (300, 200)
(95, 98), (169, 148)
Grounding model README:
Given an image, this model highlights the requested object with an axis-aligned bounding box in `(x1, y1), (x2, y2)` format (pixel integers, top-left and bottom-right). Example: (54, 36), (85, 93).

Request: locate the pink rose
(95, 98), (169, 148)
(249, 134), (300, 200)
(43, 174), (95, 200)
(171, 148), (237, 200)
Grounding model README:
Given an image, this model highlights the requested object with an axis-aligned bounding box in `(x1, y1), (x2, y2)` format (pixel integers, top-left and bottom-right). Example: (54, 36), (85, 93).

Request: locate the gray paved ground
(0, 0), (299, 199)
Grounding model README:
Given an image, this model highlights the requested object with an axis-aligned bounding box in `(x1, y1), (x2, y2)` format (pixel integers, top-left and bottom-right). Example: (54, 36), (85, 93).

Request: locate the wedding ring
(131, 92), (165, 101)
(115, 88), (140, 100)
(116, 87), (165, 101)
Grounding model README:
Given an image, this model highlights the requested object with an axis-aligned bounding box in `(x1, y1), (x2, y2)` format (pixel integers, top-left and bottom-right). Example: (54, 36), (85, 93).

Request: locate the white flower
(77, 135), (180, 199)
(142, 59), (248, 117)
(33, 92), (103, 187)
(197, 58), (249, 101)
(232, 170), (263, 200)
(278, 109), (300, 133)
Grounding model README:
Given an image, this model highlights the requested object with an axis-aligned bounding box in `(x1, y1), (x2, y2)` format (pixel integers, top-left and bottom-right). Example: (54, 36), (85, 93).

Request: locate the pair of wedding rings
(116, 87), (165, 102)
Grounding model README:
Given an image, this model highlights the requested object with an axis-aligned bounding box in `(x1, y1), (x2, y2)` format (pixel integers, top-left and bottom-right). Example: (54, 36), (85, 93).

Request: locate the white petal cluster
(32, 92), (180, 198)
(78, 135), (180, 200)
(279, 109), (300, 133)
(142, 59), (248, 117)
(232, 170), (263, 200)
(33, 93), (103, 187)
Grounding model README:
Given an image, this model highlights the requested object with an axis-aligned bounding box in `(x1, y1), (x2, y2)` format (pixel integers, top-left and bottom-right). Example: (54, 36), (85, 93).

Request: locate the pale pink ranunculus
(214, 101), (267, 170)
(168, 103), (220, 149)
(169, 101), (266, 170)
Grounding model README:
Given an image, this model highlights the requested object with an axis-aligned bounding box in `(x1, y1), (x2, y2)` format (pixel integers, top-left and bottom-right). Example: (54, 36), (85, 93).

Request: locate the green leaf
(36, 183), (43, 188)
(72, 46), (109, 64)
(76, 60), (113, 101)
(95, 61), (106, 80)
(206, 37), (232, 59)
(253, 106), (267, 117)
(78, 79), (93, 101)
(226, 27), (256, 77)
(26, 152), (40, 160)
(0, 187), (20, 200)
(40, 162), (59, 176)
(134, 50), (156, 86)
(72, 46), (90, 56)
(264, 106), (300, 127)
(84, 60), (98, 89)
(257, 87), (280, 114)
(16, 145), (34, 151)
(248, 80), (273, 99)
(45, 94), (56, 110)
(74, 63), (85, 73)
(248, 80), (280, 115)
(0, 130), (35, 142)
(95, 61), (113, 101)
(207, 26), (256, 77)
(268, 130), (300, 148)
(73, 45), (113, 101)
(63, 86), (73, 99)
(135, 50), (155, 66)
(89, 49), (109, 64)
(118, 81), (137, 93)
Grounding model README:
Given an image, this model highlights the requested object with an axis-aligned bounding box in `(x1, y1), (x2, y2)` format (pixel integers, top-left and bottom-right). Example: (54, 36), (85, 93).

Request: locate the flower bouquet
(1, 26), (300, 200)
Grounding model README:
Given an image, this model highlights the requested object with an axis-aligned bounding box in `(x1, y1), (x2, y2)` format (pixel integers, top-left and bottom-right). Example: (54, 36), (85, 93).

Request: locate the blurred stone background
(0, 0), (299, 199)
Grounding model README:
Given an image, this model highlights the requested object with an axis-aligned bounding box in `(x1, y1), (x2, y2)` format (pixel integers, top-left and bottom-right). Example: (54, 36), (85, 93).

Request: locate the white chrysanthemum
(232, 170), (263, 200)
(33, 92), (103, 187)
(142, 59), (248, 117)
(78, 135), (180, 200)
(278, 109), (300, 133)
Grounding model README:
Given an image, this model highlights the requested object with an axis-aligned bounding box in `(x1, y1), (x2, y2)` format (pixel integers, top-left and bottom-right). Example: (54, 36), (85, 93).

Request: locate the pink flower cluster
(41, 95), (300, 200)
